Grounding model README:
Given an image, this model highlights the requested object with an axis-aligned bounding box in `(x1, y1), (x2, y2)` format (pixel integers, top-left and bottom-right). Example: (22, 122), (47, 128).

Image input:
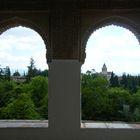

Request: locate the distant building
(100, 63), (112, 80)
(11, 76), (26, 83)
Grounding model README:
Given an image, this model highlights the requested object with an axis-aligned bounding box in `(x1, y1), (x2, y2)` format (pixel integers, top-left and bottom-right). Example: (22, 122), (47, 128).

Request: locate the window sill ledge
(0, 120), (48, 128)
(81, 121), (140, 129)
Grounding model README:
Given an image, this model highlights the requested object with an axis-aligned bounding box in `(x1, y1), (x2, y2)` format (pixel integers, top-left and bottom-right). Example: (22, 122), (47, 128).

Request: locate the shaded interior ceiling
(0, 0), (140, 10)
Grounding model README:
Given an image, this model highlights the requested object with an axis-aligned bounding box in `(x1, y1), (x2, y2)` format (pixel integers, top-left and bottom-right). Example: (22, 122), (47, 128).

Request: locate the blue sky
(0, 25), (140, 75)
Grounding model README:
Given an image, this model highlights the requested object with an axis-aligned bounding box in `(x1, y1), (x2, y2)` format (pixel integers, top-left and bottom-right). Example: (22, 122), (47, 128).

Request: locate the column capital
(49, 9), (82, 62)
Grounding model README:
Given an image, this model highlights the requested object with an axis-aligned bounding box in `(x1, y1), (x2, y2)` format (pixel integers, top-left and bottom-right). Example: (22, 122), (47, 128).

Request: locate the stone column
(48, 60), (81, 137)
(48, 8), (82, 139)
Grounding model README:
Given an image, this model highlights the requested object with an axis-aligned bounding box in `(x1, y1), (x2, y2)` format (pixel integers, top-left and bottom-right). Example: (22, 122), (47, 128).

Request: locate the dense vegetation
(1, 60), (140, 122)
(0, 58), (48, 120)
(81, 71), (140, 122)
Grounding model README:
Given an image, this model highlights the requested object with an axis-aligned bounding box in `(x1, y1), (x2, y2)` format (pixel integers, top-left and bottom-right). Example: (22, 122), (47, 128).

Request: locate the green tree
(0, 80), (16, 107)
(30, 76), (48, 119)
(13, 70), (20, 76)
(26, 57), (37, 82)
(4, 66), (11, 81)
(110, 72), (115, 87)
(0, 93), (40, 119)
(127, 75), (137, 94)
(39, 69), (48, 77)
(110, 72), (119, 87)
(130, 88), (140, 121)
(114, 75), (119, 87)
(0, 65), (4, 80)
(120, 73), (127, 89)
(138, 75), (140, 86)
(81, 73), (110, 120)
(107, 87), (131, 121)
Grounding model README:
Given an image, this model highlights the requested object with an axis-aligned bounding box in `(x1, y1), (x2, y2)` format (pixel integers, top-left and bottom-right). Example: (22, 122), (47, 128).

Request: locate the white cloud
(1, 25), (140, 75)
(82, 25), (140, 75)
(0, 26), (47, 72)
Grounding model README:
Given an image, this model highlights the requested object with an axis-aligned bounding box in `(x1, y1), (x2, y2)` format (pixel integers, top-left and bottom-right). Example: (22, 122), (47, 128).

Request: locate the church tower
(102, 63), (107, 75)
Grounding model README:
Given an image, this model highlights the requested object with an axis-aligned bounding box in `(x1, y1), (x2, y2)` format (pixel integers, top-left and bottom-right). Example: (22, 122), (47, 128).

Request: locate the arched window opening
(81, 25), (140, 128)
(0, 26), (48, 122)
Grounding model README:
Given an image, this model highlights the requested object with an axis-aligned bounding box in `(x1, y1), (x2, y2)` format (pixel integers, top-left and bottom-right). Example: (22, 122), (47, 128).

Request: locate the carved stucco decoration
(81, 15), (140, 64)
(50, 9), (81, 60)
(1, 14), (140, 65)
(0, 16), (51, 63)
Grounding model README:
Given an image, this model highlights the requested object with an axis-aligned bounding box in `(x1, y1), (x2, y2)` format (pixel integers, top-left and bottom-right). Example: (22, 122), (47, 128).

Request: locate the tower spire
(102, 63), (107, 75)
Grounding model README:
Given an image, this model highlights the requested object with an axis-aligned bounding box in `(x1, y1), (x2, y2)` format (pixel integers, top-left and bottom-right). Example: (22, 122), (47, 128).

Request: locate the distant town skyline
(0, 25), (140, 75)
